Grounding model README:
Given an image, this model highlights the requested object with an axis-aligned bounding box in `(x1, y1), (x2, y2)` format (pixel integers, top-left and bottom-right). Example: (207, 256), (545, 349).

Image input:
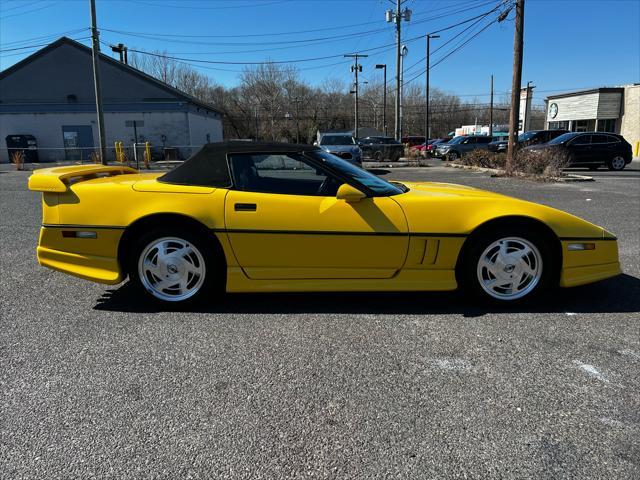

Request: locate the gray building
(0, 37), (223, 163)
(544, 85), (639, 149)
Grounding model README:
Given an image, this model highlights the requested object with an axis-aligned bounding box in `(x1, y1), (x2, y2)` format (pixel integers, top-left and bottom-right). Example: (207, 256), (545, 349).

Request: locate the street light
(375, 64), (387, 136)
(425, 34), (439, 143)
(400, 45), (408, 139)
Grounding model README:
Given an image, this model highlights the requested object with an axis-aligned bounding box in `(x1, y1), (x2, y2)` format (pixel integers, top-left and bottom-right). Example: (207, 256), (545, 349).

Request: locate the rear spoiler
(28, 165), (138, 192)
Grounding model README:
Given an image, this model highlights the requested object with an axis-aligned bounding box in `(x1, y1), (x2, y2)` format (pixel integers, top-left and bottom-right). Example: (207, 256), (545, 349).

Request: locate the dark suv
(434, 135), (497, 161)
(358, 136), (404, 161)
(488, 129), (568, 152)
(523, 132), (632, 171)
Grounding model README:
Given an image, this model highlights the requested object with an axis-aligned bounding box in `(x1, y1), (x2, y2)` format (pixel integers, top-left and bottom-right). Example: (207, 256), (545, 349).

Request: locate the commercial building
(0, 37), (223, 163)
(545, 85), (639, 148)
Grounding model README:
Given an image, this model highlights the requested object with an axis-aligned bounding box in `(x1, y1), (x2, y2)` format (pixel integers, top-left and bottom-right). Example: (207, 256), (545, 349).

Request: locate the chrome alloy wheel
(138, 237), (206, 302)
(476, 237), (542, 300)
(610, 156), (626, 170)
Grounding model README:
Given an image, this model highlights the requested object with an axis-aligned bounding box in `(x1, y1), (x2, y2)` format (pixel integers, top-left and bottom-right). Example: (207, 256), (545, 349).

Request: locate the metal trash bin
(6, 134), (39, 163)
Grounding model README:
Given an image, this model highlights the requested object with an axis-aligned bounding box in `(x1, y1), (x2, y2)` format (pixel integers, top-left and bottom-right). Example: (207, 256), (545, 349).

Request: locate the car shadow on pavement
(94, 273), (640, 316)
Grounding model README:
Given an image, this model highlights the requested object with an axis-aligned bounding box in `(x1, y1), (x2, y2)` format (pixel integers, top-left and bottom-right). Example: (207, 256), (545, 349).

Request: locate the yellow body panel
(28, 167), (622, 293)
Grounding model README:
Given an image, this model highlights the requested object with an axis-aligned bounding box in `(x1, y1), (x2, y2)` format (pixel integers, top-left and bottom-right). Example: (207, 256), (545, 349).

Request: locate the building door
(62, 125), (94, 161)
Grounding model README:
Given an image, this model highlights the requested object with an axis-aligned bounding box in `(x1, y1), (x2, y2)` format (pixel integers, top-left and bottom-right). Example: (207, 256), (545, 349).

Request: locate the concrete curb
(445, 162), (594, 182)
(363, 158), (430, 168)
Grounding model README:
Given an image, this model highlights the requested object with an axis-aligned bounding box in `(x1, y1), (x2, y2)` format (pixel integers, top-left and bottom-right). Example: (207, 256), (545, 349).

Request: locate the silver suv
(317, 134), (363, 166)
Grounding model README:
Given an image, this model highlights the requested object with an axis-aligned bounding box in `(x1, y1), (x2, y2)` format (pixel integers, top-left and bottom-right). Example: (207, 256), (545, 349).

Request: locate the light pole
(400, 44), (408, 140)
(375, 64), (387, 136)
(425, 34), (439, 142)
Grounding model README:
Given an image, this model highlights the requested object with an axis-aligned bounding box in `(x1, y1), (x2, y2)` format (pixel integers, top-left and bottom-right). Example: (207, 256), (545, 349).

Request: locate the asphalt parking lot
(1, 161), (639, 479)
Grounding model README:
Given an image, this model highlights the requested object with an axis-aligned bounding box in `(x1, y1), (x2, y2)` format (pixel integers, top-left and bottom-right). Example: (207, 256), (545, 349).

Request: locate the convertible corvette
(28, 141), (620, 304)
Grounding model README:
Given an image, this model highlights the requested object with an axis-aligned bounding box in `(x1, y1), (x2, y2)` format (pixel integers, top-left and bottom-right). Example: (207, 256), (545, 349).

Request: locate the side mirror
(313, 141), (318, 146)
(336, 183), (366, 203)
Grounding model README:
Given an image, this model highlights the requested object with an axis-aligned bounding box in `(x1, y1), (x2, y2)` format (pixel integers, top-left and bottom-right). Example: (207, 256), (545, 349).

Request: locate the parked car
(523, 132), (633, 171)
(434, 135), (497, 161)
(316, 134), (362, 165)
(358, 136), (404, 161)
(27, 141), (621, 305)
(488, 129), (568, 152)
(401, 135), (426, 147)
(423, 138), (452, 156)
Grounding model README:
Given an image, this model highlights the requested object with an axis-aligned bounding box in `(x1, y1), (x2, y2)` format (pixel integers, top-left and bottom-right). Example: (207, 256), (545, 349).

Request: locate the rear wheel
(607, 156), (626, 171)
(458, 227), (553, 304)
(130, 228), (218, 304)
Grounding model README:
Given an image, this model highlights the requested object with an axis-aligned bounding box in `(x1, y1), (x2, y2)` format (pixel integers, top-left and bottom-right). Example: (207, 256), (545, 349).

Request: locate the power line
(99, 0), (491, 40)
(0, 1), (59, 20)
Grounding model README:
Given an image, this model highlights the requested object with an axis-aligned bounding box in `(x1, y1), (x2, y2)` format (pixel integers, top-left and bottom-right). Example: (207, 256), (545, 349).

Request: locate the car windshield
(307, 150), (404, 196)
(547, 133), (578, 145)
(320, 135), (355, 145)
(518, 131), (537, 141)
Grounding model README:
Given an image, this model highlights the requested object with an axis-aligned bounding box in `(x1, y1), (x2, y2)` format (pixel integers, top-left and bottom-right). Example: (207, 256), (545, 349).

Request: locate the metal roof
(0, 37), (223, 115)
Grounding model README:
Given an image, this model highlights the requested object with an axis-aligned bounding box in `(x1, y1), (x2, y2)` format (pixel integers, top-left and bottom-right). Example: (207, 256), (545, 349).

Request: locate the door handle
(235, 203), (257, 212)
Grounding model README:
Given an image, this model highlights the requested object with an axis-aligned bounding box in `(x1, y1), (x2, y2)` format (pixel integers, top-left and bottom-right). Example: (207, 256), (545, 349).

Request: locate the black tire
(129, 227), (220, 304)
(457, 225), (554, 304)
(607, 156), (626, 171)
(447, 151), (459, 161)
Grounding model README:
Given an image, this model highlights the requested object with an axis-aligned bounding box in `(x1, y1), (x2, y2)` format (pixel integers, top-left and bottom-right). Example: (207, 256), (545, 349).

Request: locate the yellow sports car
(28, 142), (621, 304)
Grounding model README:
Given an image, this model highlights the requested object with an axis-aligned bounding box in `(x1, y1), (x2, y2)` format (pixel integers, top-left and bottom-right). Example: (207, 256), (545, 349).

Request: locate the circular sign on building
(549, 103), (558, 119)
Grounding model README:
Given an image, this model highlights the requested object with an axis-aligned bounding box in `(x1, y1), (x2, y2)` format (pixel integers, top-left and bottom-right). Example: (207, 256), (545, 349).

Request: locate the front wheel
(607, 156), (626, 171)
(130, 229), (217, 303)
(447, 151), (459, 161)
(458, 228), (553, 303)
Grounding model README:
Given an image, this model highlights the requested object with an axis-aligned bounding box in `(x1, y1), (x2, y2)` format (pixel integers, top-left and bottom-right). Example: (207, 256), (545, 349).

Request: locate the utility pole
(345, 53), (367, 139)
(523, 80), (535, 133)
(375, 64), (387, 136)
(90, 0), (107, 165)
(425, 34), (439, 142)
(489, 74), (494, 137)
(387, 1), (411, 141)
(507, 0), (525, 174)
(293, 97), (300, 144)
(110, 43), (128, 64)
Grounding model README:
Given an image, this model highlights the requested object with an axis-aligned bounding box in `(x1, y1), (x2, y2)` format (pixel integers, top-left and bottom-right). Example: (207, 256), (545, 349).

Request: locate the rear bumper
(37, 246), (123, 284)
(559, 239), (621, 287)
(36, 226), (124, 284)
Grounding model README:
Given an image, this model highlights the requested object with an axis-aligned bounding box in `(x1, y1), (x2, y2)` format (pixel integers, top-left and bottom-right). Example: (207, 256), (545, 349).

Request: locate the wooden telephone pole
(90, 0), (107, 165)
(506, 0), (525, 173)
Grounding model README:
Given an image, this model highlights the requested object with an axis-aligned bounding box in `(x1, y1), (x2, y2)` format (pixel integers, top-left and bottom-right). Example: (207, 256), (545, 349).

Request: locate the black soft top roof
(159, 141), (320, 187)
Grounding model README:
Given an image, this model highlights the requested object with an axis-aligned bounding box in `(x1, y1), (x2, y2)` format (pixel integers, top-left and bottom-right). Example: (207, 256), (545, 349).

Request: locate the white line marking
(433, 358), (472, 371)
(619, 349), (640, 360)
(573, 361), (609, 383)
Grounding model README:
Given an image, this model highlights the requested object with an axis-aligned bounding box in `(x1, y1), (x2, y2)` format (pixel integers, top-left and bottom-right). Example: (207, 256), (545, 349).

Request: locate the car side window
(605, 135), (620, 144)
(591, 134), (609, 144)
(477, 137), (491, 144)
(571, 135), (591, 145)
(229, 153), (341, 196)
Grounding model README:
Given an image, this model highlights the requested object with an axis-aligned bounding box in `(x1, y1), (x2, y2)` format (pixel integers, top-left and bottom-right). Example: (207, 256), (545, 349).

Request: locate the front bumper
(559, 238), (621, 287)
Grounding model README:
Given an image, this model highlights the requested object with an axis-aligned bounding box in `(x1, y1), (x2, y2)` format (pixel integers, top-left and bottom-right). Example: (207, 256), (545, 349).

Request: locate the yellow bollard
(634, 141), (639, 157)
(144, 142), (151, 169)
